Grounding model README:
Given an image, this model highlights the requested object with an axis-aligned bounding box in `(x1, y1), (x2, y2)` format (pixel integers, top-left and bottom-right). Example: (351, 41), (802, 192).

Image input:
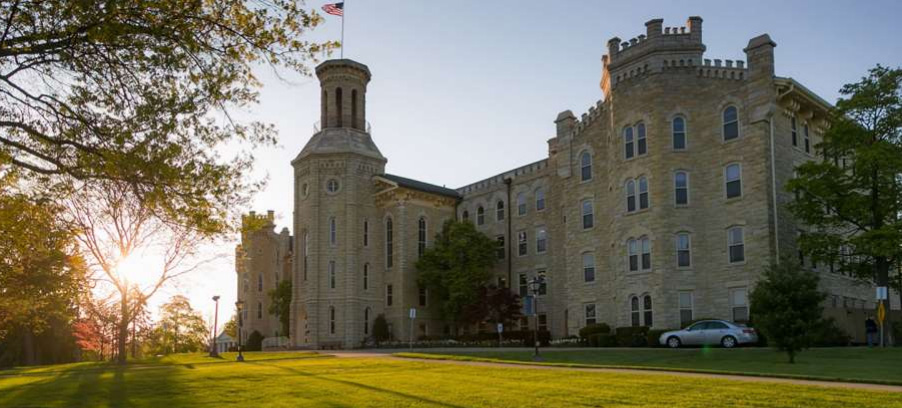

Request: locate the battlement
(606, 17), (704, 69)
(457, 159), (549, 196)
(242, 210), (275, 232)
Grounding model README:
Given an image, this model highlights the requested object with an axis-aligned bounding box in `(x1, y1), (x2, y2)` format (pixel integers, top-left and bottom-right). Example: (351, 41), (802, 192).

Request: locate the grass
(397, 347), (902, 385)
(1, 351), (901, 407)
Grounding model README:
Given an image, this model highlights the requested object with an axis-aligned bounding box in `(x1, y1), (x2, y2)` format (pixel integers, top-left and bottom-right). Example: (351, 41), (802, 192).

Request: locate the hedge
(614, 326), (649, 347)
(578, 323), (611, 338)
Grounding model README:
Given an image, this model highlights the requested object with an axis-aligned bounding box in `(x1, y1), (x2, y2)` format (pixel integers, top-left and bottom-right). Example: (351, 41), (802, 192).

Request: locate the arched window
(638, 177), (649, 209)
(626, 180), (636, 212)
(335, 87), (343, 127)
(517, 193), (527, 216)
(640, 236), (651, 270)
(535, 188), (545, 211)
(386, 217), (394, 268)
(791, 117), (798, 146)
(303, 232), (309, 281)
(580, 151), (593, 181)
(627, 239), (639, 272)
(674, 172), (689, 206)
(363, 219), (369, 247)
(476, 206), (485, 225)
(364, 307), (371, 335)
(329, 217), (337, 246)
(643, 295), (653, 326)
(322, 90), (328, 125)
(496, 200), (505, 221)
(351, 89), (358, 129)
(257, 302), (263, 319)
(363, 263), (369, 290)
(672, 117), (686, 150)
(676, 233), (691, 267)
(725, 163), (742, 198)
(636, 122), (647, 155)
(723, 106), (739, 140)
(329, 261), (336, 289)
(329, 306), (336, 334)
(462, 210), (469, 221)
(630, 296), (640, 326)
(623, 127), (634, 159)
(417, 217), (427, 257)
(581, 199), (593, 229)
(257, 273), (263, 292)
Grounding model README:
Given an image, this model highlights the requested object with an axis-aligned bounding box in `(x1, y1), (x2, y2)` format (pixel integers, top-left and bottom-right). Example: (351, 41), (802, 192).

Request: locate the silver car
(658, 320), (758, 348)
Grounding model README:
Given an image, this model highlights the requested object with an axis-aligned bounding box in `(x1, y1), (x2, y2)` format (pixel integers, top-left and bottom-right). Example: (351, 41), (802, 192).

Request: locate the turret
(316, 59), (371, 132)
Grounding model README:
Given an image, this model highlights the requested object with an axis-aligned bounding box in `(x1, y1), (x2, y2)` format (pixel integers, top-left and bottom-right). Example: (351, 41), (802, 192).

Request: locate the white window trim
(623, 126), (635, 160)
(581, 199), (594, 230)
(724, 163), (743, 200)
(727, 226), (746, 265)
(674, 171), (690, 207)
(672, 116), (688, 151)
(579, 150), (593, 182)
(636, 122), (647, 157)
(535, 227), (548, 254)
(722, 106), (741, 142)
(582, 252), (596, 283)
(676, 232), (692, 269)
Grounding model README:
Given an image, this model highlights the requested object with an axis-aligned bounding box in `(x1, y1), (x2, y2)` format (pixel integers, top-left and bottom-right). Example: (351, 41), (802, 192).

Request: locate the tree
(750, 261), (826, 363)
(0, 0), (336, 232)
(146, 295), (208, 355)
(268, 280), (292, 337)
(461, 285), (522, 328)
(788, 65), (902, 334)
(245, 330), (264, 352)
(0, 174), (87, 366)
(222, 315), (238, 339)
(416, 220), (498, 323)
(372, 314), (390, 345)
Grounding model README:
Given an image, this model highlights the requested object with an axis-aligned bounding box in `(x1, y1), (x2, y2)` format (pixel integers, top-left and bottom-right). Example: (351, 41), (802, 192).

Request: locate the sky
(161, 0), (902, 326)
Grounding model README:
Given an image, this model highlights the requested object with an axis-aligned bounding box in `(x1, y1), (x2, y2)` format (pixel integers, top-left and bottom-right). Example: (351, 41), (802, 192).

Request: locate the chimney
(744, 34), (776, 81)
(688, 16), (703, 42)
(645, 19), (663, 39)
(555, 111), (577, 138)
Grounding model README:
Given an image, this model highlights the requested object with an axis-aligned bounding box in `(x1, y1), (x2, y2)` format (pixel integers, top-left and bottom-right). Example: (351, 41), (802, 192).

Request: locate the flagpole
(340, 0), (345, 58)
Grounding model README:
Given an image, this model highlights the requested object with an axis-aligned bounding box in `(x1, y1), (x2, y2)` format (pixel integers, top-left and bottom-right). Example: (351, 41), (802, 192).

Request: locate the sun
(114, 251), (163, 289)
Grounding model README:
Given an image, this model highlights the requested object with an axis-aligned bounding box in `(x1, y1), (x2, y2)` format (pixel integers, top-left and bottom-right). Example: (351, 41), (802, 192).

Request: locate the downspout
(768, 114), (780, 262)
(505, 177), (513, 288)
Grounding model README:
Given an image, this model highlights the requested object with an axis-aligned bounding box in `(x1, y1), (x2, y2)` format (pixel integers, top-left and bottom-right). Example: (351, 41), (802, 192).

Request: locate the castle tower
(291, 59), (387, 349)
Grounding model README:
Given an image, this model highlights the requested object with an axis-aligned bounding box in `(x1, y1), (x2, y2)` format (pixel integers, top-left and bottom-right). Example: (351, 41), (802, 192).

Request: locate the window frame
(722, 105), (740, 141)
(627, 238), (639, 272)
(517, 192), (527, 216)
(728, 226), (746, 264)
(636, 122), (647, 156)
(791, 116), (798, 147)
(385, 216), (394, 268)
(725, 163), (742, 199)
(676, 232), (691, 268)
(496, 200), (505, 221)
(638, 176), (649, 210)
(626, 180), (636, 212)
(329, 260), (336, 289)
(642, 294), (653, 327)
(623, 126), (634, 160)
(476, 206), (485, 226)
(585, 303), (597, 326)
(386, 284), (393, 306)
(580, 151), (593, 181)
(535, 187), (546, 212)
(630, 296), (640, 327)
(329, 216), (337, 246)
(730, 287), (749, 322)
(535, 227), (547, 254)
(640, 236), (651, 271)
(672, 116), (687, 150)
(417, 217), (427, 257)
(517, 230), (528, 256)
(674, 171), (689, 206)
(679, 291), (694, 327)
(363, 263), (369, 291)
(582, 252), (596, 283)
(581, 199), (594, 229)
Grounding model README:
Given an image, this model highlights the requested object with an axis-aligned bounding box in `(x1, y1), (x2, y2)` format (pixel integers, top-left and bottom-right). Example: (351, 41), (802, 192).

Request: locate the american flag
(322, 2), (344, 17)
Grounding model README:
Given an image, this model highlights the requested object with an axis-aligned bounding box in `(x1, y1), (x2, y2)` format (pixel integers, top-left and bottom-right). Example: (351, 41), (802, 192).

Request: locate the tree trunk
(22, 330), (35, 366)
(117, 288), (128, 365)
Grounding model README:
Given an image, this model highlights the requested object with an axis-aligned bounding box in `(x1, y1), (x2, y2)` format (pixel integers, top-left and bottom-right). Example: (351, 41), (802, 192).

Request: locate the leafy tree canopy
(461, 284), (521, 327)
(416, 220), (498, 323)
(268, 280), (291, 337)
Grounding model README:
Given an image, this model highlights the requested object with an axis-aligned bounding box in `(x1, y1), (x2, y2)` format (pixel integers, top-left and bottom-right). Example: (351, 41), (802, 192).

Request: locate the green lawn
(1, 352), (900, 407)
(400, 347), (902, 385)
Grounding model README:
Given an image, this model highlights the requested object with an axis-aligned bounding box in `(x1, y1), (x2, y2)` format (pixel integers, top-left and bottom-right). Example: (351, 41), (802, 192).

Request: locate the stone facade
(237, 16), (896, 349)
(235, 211), (292, 341)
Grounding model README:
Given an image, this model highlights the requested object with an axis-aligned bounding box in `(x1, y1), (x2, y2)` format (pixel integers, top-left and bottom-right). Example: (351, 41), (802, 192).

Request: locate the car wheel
(721, 336), (737, 348)
(667, 336), (681, 348)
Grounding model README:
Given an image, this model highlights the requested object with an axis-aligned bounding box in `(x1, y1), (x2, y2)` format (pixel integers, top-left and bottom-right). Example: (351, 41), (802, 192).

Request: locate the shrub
(646, 329), (674, 347)
(578, 323), (611, 339)
(244, 330), (264, 351)
(893, 322), (902, 347)
(614, 326), (649, 347)
(810, 318), (851, 347)
(587, 333), (618, 347)
(372, 314), (390, 345)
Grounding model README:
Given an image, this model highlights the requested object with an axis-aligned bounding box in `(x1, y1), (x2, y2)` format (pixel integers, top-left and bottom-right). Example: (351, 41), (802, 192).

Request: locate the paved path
(323, 351), (902, 393)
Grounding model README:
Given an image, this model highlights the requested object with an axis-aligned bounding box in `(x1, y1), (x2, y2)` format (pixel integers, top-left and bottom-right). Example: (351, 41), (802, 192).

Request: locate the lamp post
(210, 296), (220, 357)
(235, 300), (245, 362)
(528, 275), (545, 360)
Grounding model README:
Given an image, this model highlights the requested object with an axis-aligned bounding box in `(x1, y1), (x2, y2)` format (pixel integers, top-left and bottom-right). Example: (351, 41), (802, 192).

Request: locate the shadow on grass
(253, 361), (470, 408)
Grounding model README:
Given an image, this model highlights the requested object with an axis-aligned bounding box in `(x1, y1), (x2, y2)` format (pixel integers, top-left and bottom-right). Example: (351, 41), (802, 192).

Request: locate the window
(537, 271), (547, 295)
(351, 89), (358, 128)
(518, 231), (527, 256)
(363, 263), (369, 291)
(626, 180), (636, 212)
(303, 232), (309, 281)
(257, 273), (263, 292)
(674, 172), (688, 206)
(517, 273), (529, 297)
(496, 200), (505, 221)
(419, 286), (427, 307)
(536, 227), (547, 253)
(417, 217), (427, 257)
(517, 193), (527, 216)
(326, 179), (340, 193)
(535, 188), (546, 211)
(638, 177), (649, 209)
(630, 296), (640, 326)
(624, 127), (634, 159)
(728, 226), (745, 263)
(385, 217), (393, 268)
(585, 304), (597, 326)
(496, 236), (505, 259)
(672, 117), (686, 150)
(628, 239), (639, 272)
(257, 302), (263, 319)
(803, 124), (810, 153)
(363, 219), (369, 247)
(640, 237), (651, 270)
(329, 306), (336, 334)
(364, 308), (370, 335)
(643, 295), (653, 327)
(538, 314), (547, 331)
(386, 285), (393, 306)
(462, 210), (469, 221)
(335, 87), (343, 127)
(679, 292), (693, 326)
(580, 151), (593, 181)
(581, 200), (594, 229)
(329, 217), (337, 245)
(476, 206), (485, 225)
(583, 253), (595, 282)
(636, 123), (647, 156)
(676, 233), (691, 267)
(791, 117), (798, 147)
(730, 287), (749, 322)
(329, 261), (336, 289)
(723, 106), (739, 140)
(725, 164), (742, 198)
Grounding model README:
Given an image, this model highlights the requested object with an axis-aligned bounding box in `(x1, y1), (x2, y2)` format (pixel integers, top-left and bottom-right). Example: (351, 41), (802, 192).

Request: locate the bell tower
(318, 59), (370, 132)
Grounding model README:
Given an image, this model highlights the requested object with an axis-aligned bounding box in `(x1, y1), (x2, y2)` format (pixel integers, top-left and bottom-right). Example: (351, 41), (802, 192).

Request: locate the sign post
(497, 322), (504, 347)
(877, 287), (888, 348)
(408, 308), (416, 350)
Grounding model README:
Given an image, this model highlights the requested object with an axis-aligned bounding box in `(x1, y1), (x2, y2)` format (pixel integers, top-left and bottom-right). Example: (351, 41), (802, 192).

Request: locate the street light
(210, 296), (220, 357)
(528, 275), (545, 360)
(235, 300), (245, 362)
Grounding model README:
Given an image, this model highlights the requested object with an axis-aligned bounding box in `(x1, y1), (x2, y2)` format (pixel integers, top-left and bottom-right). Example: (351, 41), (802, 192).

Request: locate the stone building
(237, 17), (893, 348)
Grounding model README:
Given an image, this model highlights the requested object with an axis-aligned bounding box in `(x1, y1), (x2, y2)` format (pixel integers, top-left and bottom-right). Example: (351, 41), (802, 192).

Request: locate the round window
(326, 179), (340, 193)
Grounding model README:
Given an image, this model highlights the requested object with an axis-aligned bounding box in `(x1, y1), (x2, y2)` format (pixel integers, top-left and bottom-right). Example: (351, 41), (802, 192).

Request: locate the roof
(774, 76), (834, 110)
(378, 174), (462, 199)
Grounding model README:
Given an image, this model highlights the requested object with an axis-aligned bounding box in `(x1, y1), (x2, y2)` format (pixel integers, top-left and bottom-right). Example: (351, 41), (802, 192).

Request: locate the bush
(614, 326), (649, 347)
(586, 333), (617, 347)
(647, 329), (674, 347)
(578, 323), (611, 339)
(244, 330), (264, 351)
(809, 318), (851, 347)
(894, 322), (902, 347)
